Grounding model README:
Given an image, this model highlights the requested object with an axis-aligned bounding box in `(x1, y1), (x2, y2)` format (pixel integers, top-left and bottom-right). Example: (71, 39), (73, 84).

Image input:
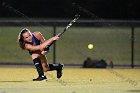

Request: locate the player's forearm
(40, 36), (59, 50)
(40, 38), (53, 49)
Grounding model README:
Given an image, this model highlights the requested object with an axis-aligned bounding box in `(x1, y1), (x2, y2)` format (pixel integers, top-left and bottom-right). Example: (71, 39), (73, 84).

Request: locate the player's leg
(49, 63), (64, 79)
(32, 54), (47, 81)
(40, 55), (64, 78)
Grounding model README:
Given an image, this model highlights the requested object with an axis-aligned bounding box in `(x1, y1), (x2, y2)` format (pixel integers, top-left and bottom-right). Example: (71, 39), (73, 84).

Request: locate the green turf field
(0, 67), (139, 93)
(0, 26), (139, 65)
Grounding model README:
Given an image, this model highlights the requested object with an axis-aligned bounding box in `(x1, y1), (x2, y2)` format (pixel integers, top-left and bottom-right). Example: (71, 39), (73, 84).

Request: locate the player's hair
(18, 28), (31, 49)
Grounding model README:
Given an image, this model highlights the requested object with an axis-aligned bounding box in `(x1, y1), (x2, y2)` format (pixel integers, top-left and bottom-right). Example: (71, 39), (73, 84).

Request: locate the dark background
(0, 0), (140, 20)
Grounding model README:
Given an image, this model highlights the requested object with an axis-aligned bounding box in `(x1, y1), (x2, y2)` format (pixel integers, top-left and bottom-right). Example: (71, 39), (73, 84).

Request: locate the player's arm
(25, 35), (59, 51)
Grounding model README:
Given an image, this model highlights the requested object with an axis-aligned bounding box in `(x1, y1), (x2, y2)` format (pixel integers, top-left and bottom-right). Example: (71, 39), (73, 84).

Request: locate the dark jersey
(32, 34), (41, 45)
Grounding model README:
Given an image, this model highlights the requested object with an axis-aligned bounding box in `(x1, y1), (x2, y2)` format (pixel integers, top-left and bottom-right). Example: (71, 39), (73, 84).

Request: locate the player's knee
(42, 64), (49, 72)
(43, 68), (47, 72)
(43, 68), (48, 72)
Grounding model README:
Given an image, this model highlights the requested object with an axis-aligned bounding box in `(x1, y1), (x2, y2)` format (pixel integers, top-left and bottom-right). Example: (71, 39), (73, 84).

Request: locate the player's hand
(52, 35), (60, 41)
(41, 51), (48, 55)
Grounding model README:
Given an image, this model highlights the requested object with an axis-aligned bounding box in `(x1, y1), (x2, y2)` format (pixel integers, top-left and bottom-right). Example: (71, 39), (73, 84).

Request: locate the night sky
(1, 0), (140, 20)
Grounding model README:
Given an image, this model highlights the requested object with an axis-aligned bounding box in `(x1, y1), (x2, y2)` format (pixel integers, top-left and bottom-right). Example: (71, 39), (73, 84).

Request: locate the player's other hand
(52, 35), (60, 41)
(41, 51), (48, 55)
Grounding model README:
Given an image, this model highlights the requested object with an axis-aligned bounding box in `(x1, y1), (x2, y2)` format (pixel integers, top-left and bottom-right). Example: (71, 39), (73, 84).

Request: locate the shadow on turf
(0, 80), (32, 82)
(127, 90), (140, 92)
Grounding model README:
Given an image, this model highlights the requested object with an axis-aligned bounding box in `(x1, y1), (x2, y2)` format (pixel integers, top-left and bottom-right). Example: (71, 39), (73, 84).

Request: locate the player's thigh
(31, 53), (40, 60)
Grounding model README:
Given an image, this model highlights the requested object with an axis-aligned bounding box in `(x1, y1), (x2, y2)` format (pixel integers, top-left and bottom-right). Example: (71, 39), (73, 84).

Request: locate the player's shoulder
(33, 31), (42, 37)
(33, 31), (41, 35)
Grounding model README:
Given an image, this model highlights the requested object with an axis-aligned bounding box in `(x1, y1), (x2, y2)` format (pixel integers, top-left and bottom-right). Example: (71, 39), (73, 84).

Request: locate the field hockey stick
(44, 15), (80, 51)
(57, 14), (80, 37)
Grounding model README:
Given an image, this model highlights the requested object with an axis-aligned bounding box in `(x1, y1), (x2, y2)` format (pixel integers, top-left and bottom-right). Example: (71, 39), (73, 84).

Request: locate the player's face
(22, 31), (32, 42)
